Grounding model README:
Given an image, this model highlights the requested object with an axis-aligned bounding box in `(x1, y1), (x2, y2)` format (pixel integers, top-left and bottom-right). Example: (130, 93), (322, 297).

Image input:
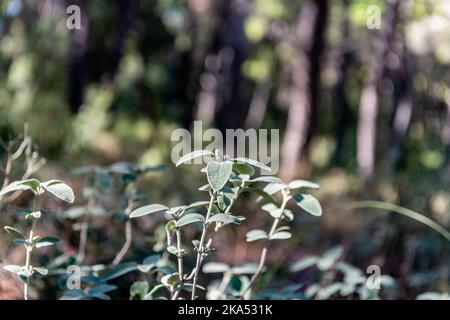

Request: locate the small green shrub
(0, 179), (74, 299)
(129, 149), (322, 300)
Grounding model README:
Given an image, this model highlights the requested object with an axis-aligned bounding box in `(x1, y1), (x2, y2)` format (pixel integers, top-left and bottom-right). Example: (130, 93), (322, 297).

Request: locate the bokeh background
(0, 0), (449, 299)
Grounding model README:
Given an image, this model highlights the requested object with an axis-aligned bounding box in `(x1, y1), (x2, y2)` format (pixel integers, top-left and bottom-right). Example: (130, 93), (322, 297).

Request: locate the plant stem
(191, 193), (215, 300)
(24, 219), (36, 300)
(112, 219), (132, 265)
(241, 191), (289, 298)
(78, 195), (94, 263)
(176, 230), (184, 281)
(224, 186), (242, 214)
(170, 230), (184, 300)
(216, 271), (232, 299)
(187, 186), (242, 297)
(113, 192), (135, 265)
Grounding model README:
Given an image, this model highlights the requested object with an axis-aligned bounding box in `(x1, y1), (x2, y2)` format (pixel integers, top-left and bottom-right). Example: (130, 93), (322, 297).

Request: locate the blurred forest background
(0, 0), (449, 299)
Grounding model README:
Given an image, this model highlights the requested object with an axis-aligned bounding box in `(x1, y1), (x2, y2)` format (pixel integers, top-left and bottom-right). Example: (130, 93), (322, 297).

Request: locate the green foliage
(0, 179), (74, 203)
(1, 177), (75, 299)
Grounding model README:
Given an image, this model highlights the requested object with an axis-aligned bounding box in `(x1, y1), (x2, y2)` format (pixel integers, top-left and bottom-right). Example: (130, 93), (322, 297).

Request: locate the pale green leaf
(33, 267), (48, 275)
(246, 229), (268, 242)
(129, 204), (169, 218)
(42, 180), (75, 203)
(176, 213), (205, 227)
(207, 161), (233, 191)
(176, 150), (213, 167)
(4, 226), (25, 239)
(270, 231), (291, 240)
(0, 179), (40, 197)
(293, 194), (322, 217)
(290, 256), (319, 272)
(263, 182), (287, 195)
(35, 236), (61, 248)
(202, 262), (230, 273)
(231, 158), (272, 172)
(233, 163), (255, 176)
(288, 180), (320, 190)
(207, 213), (241, 225)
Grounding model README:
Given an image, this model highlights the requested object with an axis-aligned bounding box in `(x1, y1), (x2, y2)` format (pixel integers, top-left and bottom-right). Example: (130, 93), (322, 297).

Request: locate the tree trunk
(280, 0), (329, 180)
(333, 0), (352, 166)
(389, 14), (413, 167)
(214, 0), (248, 131)
(356, 0), (400, 178)
(68, 0), (88, 113)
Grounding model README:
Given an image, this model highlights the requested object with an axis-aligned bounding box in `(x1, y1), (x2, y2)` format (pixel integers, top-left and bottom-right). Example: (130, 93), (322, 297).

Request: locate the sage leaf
(293, 194), (322, 217)
(207, 213), (241, 225)
(35, 236), (61, 248)
(176, 213), (205, 227)
(176, 150), (213, 167)
(246, 229), (268, 242)
(4, 226), (25, 240)
(42, 180), (75, 203)
(270, 231), (292, 240)
(202, 262), (230, 274)
(290, 256), (320, 272)
(0, 179), (41, 197)
(231, 158), (272, 172)
(288, 180), (320, 190)
(206, 161), (233, 191)
(129, 204), (169, 218)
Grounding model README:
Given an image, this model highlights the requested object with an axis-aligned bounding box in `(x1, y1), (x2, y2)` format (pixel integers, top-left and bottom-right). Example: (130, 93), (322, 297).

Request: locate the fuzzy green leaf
(293, 194), (322, 217)
(176, 213), (205, 227)
(270, 231), (292, 240)
(33, 267), (48, 275)
(176, 150), (213, 167)
(231, 158), (272, 172)
(233, 163), (255, 176)
(0, 179), (41, 197)
(290, 256), (320, 272)
(35, 236), (61, 248)
(207, 161), (233, 191)
(129, 204), (169, 218)
(202, 262), (230, 274)
(207, 213), (241, 225)
(288, 180), (320, 190)
(13, 239), (27, 246)
(263, 182), (287, 195)
(42, 180), (75, 203)
(246, 229), (268, 242)
(4, 226), (25, 240)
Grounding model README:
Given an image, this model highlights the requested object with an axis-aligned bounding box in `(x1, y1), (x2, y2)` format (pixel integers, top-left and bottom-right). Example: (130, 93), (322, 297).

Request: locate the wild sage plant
(68, 162), (165, 264)
(290, 246), (396, 300)
(241, 179), (322, 296)
(0, 179), (74, 299)
(129, 149), (322, 300)
(0, 127), (46, 204)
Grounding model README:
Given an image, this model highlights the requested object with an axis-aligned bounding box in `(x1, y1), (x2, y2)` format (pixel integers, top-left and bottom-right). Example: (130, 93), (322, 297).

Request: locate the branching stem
(241, 190), (290, 298)
(191, 193), (215, 300)
(24, 219), (37, 300)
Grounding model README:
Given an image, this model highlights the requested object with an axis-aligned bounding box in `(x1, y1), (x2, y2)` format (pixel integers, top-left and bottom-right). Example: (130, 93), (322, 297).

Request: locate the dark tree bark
(104, 0), (135, 83)
(214, 0), (248, 131)
(68, 0), (89, 113)
(280, 0), (329, 180)
(333, 0), (353, 166)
